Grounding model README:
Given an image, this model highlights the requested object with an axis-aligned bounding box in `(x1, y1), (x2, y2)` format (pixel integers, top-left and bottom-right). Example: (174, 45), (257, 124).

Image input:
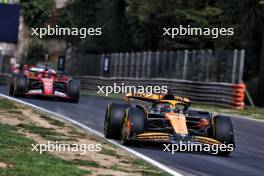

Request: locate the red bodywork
(21, 66), (72, 99)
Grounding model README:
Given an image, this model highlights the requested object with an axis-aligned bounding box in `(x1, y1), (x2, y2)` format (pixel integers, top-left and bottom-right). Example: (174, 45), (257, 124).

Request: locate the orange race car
(104, 93), (235, 156)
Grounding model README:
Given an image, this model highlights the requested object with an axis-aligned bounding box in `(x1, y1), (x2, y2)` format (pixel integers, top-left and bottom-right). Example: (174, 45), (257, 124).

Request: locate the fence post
(124, 52), (129, 78)
(168, 51), (173, 78)
(205, 50), (212, 82)
(100, 54), (104, 77)
(182, 49), (188, 80)
(137, 52), (143, 78)
(238, 49), (245, 83)
(142, 51), (147, 78)
(232, 49), (238, 84)
(192, 49), (196, 80)
(147, 51), (152, 78)
(200, 49), (205, 81)
(110, 53), (115, 77)
(155, 51), (160, 78)
(119, 53), (123, 78)
(130, 52), (135, 78)
(176, 50), (181, 79)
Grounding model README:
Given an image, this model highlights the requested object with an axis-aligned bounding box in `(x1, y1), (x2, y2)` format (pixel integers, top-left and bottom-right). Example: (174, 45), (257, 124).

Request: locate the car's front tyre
(121, 107), (145, 145)
(68, 79), (80, 103)
(104, 103), (126, 139)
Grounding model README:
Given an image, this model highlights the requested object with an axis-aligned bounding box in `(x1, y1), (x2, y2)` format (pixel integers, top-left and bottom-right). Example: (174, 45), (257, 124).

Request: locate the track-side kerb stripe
(0, 94), (183, 176)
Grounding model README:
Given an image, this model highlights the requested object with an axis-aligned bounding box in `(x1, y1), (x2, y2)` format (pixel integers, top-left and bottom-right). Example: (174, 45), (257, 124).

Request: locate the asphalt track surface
(0, 86), (263, 176)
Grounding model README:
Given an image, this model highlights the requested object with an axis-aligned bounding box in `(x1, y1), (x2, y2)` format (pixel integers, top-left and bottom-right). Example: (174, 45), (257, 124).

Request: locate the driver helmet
(156, 103), (173, 112)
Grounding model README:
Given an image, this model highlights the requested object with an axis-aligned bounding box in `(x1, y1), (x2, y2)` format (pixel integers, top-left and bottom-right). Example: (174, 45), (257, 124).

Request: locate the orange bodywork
(124, 93), (222, 145)
(164, 112), (188, 135)
(125, 93), (190, 104)
(125, 93), (190, 135)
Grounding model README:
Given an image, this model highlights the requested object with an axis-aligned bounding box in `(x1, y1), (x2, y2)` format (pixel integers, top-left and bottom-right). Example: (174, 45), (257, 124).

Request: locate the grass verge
(0, 97), (170, 176)
(0, 123), (90, 176)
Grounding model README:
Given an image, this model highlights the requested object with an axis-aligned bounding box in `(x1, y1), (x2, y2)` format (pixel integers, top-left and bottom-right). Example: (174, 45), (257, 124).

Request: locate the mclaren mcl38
(104, 93), (235, 156)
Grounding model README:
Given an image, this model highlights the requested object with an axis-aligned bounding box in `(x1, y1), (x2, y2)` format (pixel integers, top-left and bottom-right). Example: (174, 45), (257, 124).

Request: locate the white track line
(0, 94), (183, 176)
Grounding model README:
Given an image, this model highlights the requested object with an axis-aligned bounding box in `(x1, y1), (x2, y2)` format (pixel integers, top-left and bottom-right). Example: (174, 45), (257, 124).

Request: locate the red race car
(9, 64), (80, 103)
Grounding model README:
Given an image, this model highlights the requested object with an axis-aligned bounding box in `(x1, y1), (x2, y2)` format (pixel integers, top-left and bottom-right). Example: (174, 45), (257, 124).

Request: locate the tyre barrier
(75, 76), (246, 109)
(232, 83), (246, 109)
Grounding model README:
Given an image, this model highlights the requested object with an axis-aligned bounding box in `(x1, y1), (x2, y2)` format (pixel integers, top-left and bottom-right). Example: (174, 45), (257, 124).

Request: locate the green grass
(0, 99), (17, 110)
(68, 129), (87, 138)
(0, 97), (170, 176)
(39, 114), (65, 127)
(17, 123), (77, 141)
(71, 159), (100, 168)
(0, 123), (90, 176)
(99, 148), (123, 159)
(131, 159), (170, 176)
(0, 99), (22, 114)
(107, 164), (128, 172)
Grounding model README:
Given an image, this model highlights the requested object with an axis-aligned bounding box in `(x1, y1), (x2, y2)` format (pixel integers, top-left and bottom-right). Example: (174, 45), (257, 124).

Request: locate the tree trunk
(256, 31), (264, 106)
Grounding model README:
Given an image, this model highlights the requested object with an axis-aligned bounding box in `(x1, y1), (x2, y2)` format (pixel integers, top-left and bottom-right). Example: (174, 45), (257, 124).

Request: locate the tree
(125, 0), (222, 50)
(257, 0), (264, 107)
(58, 0), (131, 53)
(20, 0), (54, 28)
(256, 32), (264, 106)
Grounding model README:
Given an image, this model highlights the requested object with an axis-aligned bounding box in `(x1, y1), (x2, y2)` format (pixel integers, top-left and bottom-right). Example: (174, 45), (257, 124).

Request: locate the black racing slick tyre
(104, 103), (126, 139)
(68, 79), (80, 103)
(121, 107), (145, 145)
(213, 115), (235, 156)
(13, 75), (28, 97)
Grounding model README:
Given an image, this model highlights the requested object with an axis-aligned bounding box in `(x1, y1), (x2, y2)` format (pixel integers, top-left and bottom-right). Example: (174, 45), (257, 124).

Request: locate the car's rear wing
(125, 93), (191, 105)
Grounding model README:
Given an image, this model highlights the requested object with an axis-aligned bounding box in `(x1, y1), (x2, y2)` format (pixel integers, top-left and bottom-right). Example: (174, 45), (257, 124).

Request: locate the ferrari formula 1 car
(104, 93), (235, 156)
(9, 64), (80, 103)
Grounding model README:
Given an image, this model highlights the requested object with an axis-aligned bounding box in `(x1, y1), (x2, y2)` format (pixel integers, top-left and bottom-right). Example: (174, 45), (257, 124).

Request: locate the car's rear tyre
(13, 75), (28, 97)
(68, 79), (80, 103)
(213, 115), (235, 156)
(104, 103), (126, 139)
(121, 107), (145, 145)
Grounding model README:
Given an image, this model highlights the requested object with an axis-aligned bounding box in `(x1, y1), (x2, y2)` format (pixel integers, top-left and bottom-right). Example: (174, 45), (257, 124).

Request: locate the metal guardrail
(0, 74), (245, 108)
(65, 49), (246, 109)
(76, 76), (245, 109)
